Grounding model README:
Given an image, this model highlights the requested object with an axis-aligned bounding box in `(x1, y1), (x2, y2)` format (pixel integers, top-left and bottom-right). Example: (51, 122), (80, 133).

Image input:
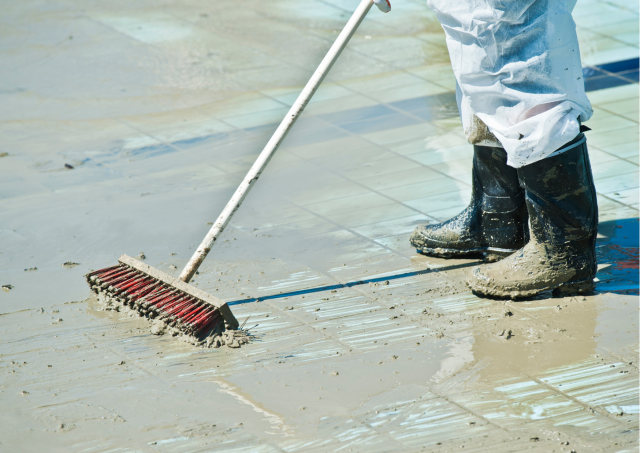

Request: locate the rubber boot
(466, 134), (598, 298)
(410, 145), (528, 262)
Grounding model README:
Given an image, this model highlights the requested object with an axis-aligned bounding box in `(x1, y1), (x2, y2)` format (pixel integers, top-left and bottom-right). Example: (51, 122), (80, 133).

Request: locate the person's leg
(425, 0), (592, 167)
(410, 145), (528, 261)
(466, 134), (598, 298)
(414, 0), (598, 296)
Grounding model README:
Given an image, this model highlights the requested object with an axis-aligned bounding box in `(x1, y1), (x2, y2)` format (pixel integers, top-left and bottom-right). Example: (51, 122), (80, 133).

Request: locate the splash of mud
(465, 115), (501, 147)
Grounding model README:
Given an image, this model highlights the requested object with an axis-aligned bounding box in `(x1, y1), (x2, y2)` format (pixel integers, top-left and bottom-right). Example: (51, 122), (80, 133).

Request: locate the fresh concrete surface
(0, 0), (638, 451)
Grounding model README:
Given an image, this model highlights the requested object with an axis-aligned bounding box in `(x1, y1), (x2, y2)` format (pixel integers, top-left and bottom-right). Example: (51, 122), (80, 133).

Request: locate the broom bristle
(86, 255), (239, 340)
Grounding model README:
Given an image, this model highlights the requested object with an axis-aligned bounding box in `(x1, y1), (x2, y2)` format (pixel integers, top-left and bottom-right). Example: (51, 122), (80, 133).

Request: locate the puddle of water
(596, 218), (639, 295)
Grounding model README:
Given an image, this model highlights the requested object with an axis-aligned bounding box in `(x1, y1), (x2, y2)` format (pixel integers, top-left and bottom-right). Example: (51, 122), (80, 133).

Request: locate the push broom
(86, 0), (385, 343)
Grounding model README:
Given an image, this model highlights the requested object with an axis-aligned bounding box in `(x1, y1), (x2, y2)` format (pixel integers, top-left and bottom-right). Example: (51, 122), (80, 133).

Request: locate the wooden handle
(179, 0), (374, 283)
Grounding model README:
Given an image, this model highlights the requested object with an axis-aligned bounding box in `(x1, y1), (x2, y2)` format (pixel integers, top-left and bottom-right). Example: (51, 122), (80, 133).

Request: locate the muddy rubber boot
(410, 145), (528, 262)
(466, 134), (598, 299)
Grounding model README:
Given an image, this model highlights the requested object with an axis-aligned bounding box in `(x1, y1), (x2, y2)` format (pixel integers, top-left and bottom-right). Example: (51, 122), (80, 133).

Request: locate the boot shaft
(517, 134), (598, 246)
(409, 145), (529, 259)
(472, 146), (529, 245)
(472, 146), (524, 214)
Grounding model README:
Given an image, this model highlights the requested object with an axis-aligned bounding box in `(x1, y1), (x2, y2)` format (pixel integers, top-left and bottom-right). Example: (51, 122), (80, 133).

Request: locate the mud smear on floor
(465, 295), (599, 383)
(2, 272), (638, 452)
(1, 0), (638, 450)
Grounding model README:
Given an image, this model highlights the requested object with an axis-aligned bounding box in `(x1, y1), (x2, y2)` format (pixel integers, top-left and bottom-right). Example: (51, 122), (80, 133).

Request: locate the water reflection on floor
(0, 0), (638, 451)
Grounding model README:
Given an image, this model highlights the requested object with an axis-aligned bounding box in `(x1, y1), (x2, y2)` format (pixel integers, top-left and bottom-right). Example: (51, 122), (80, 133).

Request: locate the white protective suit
(426, 0), (593, 168)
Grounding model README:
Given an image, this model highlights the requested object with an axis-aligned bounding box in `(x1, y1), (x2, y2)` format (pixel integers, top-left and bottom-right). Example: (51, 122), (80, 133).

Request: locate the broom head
(85, 255), (239, 340)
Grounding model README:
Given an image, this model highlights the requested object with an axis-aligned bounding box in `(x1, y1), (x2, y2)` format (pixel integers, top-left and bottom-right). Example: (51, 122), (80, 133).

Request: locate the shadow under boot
(467, 134), (598, 299)
(410, 145), (528, 262)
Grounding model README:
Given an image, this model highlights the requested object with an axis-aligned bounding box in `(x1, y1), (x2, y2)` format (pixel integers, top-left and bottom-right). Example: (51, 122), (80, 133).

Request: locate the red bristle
(191, 309), (220, 335)
(103, 269), (140, 287)
(184, 303), (206, 319)
(180, 306), (206, 326)
(153, 298), (184, 317)
(141, 284), (172, 301)
(178, 299), (204, 319)
(166, 297), (196, 317)
(94, 265), (125, 279)
(99, 267), (135, 283)
(203, 312), (221, 331)
(113, 274), (152, 292)
(107, 275), (151, 299)
(126, 285), (161, 306)
(136, 290), (166, 313)
(198, 316), (219, 335)
(126, 283), (156, 300)
(163, 297), (189, 315)
(86, 264), (121, 279)
(191, 306), (213, 323)
(151, 291), (183, 311)
(181, 303), (209, 323)
(144, 290), (177, 309)
(94, 270), (129, 287)
(134, 283), (166, 302)
(189, 310), (210, 330)
(118, 278), (154, 297)
(141, 286), (168, 302)
(115, 273), (150, 289)
(182, 307), (210, 329)
(176, 299), (202, 316)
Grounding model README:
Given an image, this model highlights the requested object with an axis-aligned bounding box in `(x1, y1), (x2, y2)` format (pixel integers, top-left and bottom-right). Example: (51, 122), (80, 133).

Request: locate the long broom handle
(179, 0), (375, 283)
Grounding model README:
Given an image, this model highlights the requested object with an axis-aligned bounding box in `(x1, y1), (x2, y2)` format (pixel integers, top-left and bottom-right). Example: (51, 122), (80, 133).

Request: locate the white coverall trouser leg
(426, 0), (593, 168)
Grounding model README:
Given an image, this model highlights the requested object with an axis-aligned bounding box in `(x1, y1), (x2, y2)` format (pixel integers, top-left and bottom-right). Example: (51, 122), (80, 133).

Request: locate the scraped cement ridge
(94, 292), (251, 349)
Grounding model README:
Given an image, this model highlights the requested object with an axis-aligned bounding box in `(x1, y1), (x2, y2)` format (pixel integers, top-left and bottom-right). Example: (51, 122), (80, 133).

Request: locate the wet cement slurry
(1, 0), (639, 451)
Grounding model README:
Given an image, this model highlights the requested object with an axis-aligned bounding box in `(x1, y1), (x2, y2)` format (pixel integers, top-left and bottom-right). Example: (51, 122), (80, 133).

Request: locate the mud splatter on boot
(410, 145), (528, 261)
(467, 134), (598, 298)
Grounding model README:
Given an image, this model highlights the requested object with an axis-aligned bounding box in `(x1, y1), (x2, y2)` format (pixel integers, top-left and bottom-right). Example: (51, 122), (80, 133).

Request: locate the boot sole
(416, 246), (517, 262)
(467, 277), (596, 300)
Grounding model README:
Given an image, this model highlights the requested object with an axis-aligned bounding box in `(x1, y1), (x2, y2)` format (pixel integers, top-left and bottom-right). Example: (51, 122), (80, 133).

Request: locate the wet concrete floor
(1, 0), (638, 451)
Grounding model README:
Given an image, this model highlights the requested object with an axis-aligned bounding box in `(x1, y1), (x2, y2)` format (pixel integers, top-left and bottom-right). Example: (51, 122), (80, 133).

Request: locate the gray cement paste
(0, 0), (637, 451)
